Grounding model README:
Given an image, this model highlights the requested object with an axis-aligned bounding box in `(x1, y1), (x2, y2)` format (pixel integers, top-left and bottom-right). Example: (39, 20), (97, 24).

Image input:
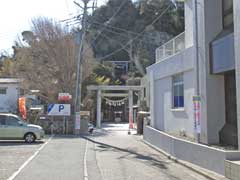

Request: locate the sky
(0, 0), (107, 54)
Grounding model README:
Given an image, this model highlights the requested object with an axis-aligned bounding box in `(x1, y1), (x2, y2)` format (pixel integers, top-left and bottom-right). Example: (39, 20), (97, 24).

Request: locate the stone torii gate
(87, 85), (144, 128)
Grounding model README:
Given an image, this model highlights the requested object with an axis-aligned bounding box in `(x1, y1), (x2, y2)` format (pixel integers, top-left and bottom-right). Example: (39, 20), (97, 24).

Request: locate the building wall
(153, 71), (195, 137)
(147, 0), (228, 144)
(0, 84), (19, 113)
(185, 0), (194, 48)
(233, 0), (240, 147)
(197, 0), (226, 144)
(147, 47), (195, 137)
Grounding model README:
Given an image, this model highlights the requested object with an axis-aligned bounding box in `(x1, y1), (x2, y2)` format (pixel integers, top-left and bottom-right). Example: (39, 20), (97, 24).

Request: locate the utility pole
(74, 0), (90, 134)
(193, 0), (201, 143)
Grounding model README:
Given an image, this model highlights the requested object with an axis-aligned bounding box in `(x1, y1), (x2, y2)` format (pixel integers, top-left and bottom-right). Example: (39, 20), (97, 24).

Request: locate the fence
(156, 32), (185, 62)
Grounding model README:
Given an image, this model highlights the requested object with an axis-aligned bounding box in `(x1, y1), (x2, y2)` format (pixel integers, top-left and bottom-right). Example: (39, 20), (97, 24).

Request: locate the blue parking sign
(48, 104), (71, 116)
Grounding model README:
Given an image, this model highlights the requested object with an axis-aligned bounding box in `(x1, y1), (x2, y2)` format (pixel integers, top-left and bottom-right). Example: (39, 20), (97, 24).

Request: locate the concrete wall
(147, 47), (194, 79)
(197, 0), (225, 144)
(147, 47), (195, 137)
(153, 71), (195, 137)
(185, 0), (194, 48)
(0, 83), (19, 113)
(144, 126), (240, 175)
(233, 0), (240, 148)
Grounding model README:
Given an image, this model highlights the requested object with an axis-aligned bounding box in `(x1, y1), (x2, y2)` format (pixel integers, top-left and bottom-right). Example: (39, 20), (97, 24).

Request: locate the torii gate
(87, 85), (144, 128)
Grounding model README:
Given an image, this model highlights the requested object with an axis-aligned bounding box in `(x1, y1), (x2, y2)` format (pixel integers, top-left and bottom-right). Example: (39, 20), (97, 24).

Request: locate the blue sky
(0, 0), (107, 54)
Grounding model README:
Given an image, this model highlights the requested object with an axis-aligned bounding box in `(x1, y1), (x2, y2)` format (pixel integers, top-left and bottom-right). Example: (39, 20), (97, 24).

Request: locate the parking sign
(48, 104), (71, 116)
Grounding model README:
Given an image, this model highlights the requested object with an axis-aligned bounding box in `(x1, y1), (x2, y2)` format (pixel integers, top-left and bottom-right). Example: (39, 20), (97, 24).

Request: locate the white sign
(75, 112), (80, 130)
(48, 104), (71, 116)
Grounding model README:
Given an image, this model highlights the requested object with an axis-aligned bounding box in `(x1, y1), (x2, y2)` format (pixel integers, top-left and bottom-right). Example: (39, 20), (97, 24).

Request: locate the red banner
(19, 97), (27, 119)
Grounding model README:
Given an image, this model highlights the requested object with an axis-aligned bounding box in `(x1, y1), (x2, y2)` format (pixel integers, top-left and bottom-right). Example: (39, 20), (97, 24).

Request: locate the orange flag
(19, 97), (27, 119)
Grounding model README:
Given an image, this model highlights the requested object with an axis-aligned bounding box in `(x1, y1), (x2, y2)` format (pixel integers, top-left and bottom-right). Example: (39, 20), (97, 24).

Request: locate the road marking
(84, 139), (89, 180)
(7, 136), (53, 180)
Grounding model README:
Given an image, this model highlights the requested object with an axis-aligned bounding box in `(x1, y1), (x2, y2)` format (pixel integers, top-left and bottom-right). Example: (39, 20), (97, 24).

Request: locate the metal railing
(156, 32), (185, 62)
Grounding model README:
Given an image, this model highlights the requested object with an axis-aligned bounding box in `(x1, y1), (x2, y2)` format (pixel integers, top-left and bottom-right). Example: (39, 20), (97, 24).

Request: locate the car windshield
(17, 117), (28, 125)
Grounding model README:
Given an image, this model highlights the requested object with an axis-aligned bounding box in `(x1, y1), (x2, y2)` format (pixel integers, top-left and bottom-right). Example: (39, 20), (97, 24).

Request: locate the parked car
(0, 113), (44, 143)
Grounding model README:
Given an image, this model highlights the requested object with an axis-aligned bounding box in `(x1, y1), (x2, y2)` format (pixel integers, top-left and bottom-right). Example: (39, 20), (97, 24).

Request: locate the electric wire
(92, 3), (173, 62)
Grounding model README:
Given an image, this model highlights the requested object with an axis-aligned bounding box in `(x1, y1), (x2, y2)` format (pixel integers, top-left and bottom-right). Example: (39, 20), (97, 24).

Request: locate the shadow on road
(0, 140), (44, 146)
(82, 136), (169, 170)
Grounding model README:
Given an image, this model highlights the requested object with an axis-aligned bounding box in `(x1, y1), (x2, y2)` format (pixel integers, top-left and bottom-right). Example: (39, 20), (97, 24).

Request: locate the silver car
(0, 113), (44, 143)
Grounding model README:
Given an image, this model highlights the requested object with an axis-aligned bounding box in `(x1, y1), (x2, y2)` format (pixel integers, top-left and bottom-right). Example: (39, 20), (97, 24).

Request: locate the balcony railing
(156, 32), (185, 62)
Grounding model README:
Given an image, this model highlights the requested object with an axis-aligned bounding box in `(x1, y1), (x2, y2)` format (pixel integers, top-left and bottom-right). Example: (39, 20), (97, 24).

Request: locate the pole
(74, 0), (89, 134)
(128, 90), (133, 134)
(97, 89), (102, 128)
(193, 0), (200, 143)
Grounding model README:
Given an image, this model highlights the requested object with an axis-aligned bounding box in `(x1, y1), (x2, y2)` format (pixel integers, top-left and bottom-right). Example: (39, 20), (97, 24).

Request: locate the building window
(223, 0), (233, 28)
(172, 74), (184, 109)
(144, 88), (146, 98)
(0, 88), (7, 94)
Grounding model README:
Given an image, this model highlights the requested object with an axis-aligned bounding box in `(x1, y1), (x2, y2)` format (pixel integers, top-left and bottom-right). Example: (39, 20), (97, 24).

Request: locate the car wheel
(24, 133), (36, 143)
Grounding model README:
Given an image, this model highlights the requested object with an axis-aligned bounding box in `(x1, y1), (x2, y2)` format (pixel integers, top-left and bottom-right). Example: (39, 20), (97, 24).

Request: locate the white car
(0, 113), (44, 143)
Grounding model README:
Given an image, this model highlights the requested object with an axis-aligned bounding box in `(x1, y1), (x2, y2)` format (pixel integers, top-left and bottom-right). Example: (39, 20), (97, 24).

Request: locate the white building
(0, 78), (22, 113)
(147, 0), (196, 139)
(144, 0), (240, 177)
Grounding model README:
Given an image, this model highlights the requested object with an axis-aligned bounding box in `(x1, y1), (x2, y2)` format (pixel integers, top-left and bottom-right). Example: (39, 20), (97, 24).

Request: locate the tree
(88, 0), (184, 76)
(1, 17), (96, 103)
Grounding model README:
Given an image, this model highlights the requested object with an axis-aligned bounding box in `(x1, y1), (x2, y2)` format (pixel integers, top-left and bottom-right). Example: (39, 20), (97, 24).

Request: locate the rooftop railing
(156, 32), (185, 62)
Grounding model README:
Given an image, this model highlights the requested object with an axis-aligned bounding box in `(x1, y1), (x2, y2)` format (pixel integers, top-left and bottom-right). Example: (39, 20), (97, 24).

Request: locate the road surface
(2, 123), (211, 180)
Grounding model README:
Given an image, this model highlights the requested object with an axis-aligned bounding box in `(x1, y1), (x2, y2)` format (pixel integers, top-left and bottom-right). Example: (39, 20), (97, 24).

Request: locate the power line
(90, 0), (129, 45)
(89, 20), (158, 41)
(92, 3), (173, 62)
(97, 26), (161, 46)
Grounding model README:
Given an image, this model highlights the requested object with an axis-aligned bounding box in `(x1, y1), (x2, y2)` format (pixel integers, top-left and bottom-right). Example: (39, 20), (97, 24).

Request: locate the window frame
(222, 0), (233, 28)
(6, 116), (21, 126)
(0, 115), (6, 125)
(0, 87), (7, 95)
(172, 73), (184, 109)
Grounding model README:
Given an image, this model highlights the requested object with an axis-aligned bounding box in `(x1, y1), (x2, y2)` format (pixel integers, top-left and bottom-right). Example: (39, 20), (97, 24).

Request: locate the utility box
(80, 111), (90, 134)
(137, 111), (150, 134)
(80, 117), (88, 133)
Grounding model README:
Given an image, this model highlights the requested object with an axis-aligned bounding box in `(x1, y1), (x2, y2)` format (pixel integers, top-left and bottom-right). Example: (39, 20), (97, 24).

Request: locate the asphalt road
(0, 140), (44, 180)
(1, 123), (212, 180)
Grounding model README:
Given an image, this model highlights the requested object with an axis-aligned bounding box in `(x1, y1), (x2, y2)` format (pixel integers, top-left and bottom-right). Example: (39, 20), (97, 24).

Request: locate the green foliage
(88, 0), (184, 76)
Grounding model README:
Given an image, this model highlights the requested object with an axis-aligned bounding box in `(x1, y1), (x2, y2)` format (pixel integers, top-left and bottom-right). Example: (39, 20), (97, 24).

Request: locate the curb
(142, 140), (228, 180)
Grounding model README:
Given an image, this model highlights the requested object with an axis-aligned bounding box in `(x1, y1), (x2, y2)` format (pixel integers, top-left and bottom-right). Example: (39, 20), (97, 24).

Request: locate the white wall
(234, 0), (240, 148)
(147, 46), (195, 137)
(197, 0), (225, 144)
(0, 84), (19, 113)
(153, 70), (195, 137)
(185, 0), (194, 48)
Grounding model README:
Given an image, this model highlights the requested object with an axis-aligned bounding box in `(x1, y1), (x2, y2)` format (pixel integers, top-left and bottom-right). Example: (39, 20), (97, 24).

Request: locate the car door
(0, 115), (7, 139)
(5, 116), (24, 139)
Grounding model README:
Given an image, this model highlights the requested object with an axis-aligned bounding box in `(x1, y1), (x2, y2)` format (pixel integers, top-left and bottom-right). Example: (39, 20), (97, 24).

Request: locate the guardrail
(156, 32), (185, 62)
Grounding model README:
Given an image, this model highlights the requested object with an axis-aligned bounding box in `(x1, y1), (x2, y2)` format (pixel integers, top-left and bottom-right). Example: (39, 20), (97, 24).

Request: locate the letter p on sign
(59, 105), (65, 112)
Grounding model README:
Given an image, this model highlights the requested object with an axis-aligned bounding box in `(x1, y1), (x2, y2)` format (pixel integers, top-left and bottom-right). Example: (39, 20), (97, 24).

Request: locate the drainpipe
(193, 0), (201, 143)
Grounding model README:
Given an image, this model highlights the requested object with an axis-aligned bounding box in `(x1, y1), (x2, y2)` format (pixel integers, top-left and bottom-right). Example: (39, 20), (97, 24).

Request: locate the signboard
(193, 96), (201, 133)
(75, 112), (81, 130)
(58, 93), (72, 101)
(47, 104), (71, 116)
(80, 111), (90, 116)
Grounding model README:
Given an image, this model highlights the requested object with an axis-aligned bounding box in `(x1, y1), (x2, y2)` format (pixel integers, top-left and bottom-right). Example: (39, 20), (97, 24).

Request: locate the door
(0, 115), (7, 139)
(5, 116), (24, 139)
